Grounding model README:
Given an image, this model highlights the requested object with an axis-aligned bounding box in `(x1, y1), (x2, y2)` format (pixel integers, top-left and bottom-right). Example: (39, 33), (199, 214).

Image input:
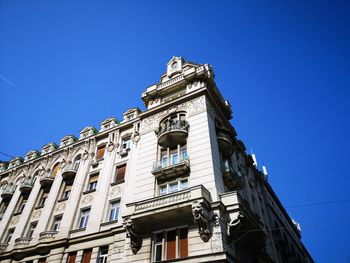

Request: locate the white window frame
(97, 246), (109, 263)
(52, 216), (62, 231)
(27, 222), (37, 238)
(78, 208), (90, 229)
(159, 178), (189, 196)
(108, 200), (120, 222)
(122, 137), (131, 150)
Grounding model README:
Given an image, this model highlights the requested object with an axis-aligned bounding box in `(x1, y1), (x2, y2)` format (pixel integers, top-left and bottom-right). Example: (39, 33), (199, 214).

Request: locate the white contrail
(0, 74), (15, 86)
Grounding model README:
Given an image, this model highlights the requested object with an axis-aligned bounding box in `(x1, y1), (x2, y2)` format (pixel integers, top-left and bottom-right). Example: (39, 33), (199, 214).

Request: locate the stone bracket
(192, 201), (211, 242)
(122, 218), (142, 254)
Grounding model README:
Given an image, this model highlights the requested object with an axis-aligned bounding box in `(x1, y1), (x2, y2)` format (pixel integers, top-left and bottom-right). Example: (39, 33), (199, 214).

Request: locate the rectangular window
(62, 184), (71, 199)
(39, 192), (48, 206)
(153, 228), (188, 261)
(159, 179), (189, 196)
(122, 137), (131, 150)
(27, 222), (37, 238)
(5, 228), (14, 243)
(97, 246), (108, 263)
(38, 258), (46, 263)
(78, 208), (90, 229)
(82, 249), (92, 263)
(109, 200), (120, 221)
(115, 164), (126, 182)
(88, 174), (98, 191)
(67, 252), (77, 263)
(52, 216), (62, 231)
(17, 197), (27, 213)
(96, 145), (106, 160)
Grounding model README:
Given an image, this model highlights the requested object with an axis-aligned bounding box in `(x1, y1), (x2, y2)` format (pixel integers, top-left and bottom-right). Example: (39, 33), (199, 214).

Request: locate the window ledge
(12, 212), (22, 216)
(35, 205), (44, 210)
(57, 197), (69, 203)
(110, 180), (125, 186)
(83, 189), (96, 195)
(100, 220), (118, 226)
(70, 227), (86, 233)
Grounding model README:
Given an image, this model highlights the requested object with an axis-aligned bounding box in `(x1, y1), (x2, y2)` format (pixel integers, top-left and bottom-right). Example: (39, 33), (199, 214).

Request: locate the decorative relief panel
(10, 216), (19, 226)
(140, 96), (206, 134)
(56, 203), (66, 212)
(82, 195), (93, 205)
(110, 185), (121, 197)
(32, 210), (42, 219)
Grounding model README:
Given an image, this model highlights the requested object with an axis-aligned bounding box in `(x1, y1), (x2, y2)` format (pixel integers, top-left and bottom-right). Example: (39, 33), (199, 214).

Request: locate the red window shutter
(82, 249), (92, 263)
(116, 165), (126, 181)
(52, 163), (60, 177)
(96, 145), (106, 160)
(179, 228), (188, 258)
(68, 252), (77, 263)
(166, 230), (176, 260)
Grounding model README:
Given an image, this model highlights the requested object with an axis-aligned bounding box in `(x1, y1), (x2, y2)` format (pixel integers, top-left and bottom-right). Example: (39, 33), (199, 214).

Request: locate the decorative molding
(192, 201), (211, 242)
(122, 218), (142, 254)
(82, 195), (93, 205)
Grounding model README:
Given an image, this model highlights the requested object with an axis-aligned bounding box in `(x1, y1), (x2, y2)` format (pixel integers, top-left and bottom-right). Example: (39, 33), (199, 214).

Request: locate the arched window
(52, 163), (60, 177)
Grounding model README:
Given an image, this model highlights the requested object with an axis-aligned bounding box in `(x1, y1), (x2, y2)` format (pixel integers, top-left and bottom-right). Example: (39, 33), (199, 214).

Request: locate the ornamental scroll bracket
(122, 218), (142, 254)
(192, 201), (211, 242)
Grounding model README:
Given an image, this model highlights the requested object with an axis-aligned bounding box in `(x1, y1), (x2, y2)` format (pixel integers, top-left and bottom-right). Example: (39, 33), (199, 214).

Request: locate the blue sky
(1, 1), (349, 262)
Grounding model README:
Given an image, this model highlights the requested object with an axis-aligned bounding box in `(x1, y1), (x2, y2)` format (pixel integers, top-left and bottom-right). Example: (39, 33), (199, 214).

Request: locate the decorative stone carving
(122, 218), (142, 254)
(32, 210), (42, 219)
(107, 141), (115, 152)
(56, 203), (66, 211)
(140, 96), (205, 134)
(192, 201), (211, 242)
(82, 150), (90, 160)
(227, 213), (244, 236)
(110, 186), (121, 197)
(10, 216), (19, 226)
(82, 195), (93, 205)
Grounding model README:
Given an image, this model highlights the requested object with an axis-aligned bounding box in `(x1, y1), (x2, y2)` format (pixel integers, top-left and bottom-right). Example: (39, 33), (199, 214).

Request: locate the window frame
(97, 246), (109, 263)
(78, 208), (90, 229)
(113, 163), (127, 184)
(27, 222), (37, 238)
(108, 200), (120, 222)
(152, 227), (188, 262)
(158, 178), (189, 196)
(52, 215), (62, 231)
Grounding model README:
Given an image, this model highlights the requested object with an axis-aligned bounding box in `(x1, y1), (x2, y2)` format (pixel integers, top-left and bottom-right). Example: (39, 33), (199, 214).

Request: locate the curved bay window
(155, 112), (189, 148)
(153, 113), (190, 188)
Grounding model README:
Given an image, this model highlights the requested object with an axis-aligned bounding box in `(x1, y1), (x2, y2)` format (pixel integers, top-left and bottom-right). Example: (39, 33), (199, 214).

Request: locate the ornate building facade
(0, 57), (313, 263)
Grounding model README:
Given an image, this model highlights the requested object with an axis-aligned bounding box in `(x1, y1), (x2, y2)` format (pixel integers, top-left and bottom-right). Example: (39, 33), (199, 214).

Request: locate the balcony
(1, 187), (14, 202)
(61, 164), (78, 184)
(222, 161), (241, 190)
(14, 237), (32, 247)
(152, 154), (190, 180)
(124, 185), (211, 228)
(39, 231), (58, 242)
(155, 120), (189, 148)
(19, 181), (33, 196)
(39, 174), (54, 191)
(217, 131), (234, 158)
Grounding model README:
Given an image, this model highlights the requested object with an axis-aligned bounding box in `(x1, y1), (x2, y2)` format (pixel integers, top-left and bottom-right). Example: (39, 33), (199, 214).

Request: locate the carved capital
(122, 218), (142, 254)
(192, 201), (211, 242)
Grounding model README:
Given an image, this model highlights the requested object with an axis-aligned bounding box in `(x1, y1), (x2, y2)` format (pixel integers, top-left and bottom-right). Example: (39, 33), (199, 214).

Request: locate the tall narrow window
(52, 163), (60, 177)
(73, 155), (81, 170)
(153, 228), (188, 261)
(5, 228), (14, 243)
(27, 222), (37, 238)
(97, 246), (108, 263)
(52, 216), (62, 231)
(114, 164), (126, 183)
(78, 208), (90, 228)
(62, 184), (72, 199)
(109, 200), (120, 221)
(122, 137), (131, 150)
(17, 196), (27, 214)
(82, 249), (92, 263)
(67, 252), (77, 263)
(38, 191), (48, 207)
(87, 174), (98, 191)
(96, 145), (106, 160)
